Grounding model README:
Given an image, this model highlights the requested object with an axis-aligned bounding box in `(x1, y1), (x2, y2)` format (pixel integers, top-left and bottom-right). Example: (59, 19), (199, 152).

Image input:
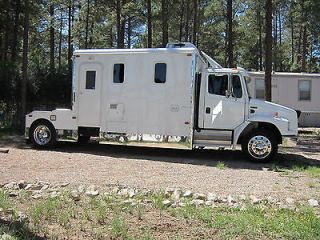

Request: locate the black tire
(30, 120), (56, 148)
(78, 136), (90, 144)
(241, 129), (278, 163)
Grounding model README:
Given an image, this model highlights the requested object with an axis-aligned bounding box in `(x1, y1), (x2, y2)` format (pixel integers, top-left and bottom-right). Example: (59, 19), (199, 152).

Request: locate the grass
(0, 189), (319, 239)
(216, 161), (227, 170)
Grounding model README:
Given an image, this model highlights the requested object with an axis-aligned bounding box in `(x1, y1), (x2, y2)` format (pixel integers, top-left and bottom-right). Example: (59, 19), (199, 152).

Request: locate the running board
(193, 129), (233, 149)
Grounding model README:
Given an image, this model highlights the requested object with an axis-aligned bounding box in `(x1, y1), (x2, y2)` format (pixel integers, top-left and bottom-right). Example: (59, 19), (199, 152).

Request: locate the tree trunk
(265, 0), (272, 101)
(3, 0), (10, 62)
(290, 15), (294, 66)
(21, 0), (29, 132)
(85, 0), (90, 49)
(179, 0), (184, 42)
(49, 4), (55, 73)
(258, 1), (263, 71)
(227, 0), (234, 67)
(116, 0), (121, 48)
(11, 0), (20, 62)
(273, 8), (277, 71)
(58, 8), (63, 72)
(120, 0), (126, 48)
(161, 0), (168, 47)
(68, 4), (73, 80)
(147, 0), (152, 47)
(185, 0), (190, 42)
(301, 24), (307, 72)
(192, 0), (198, 45)
(278, 9), (283, 71)
(127, 16), (132, 48)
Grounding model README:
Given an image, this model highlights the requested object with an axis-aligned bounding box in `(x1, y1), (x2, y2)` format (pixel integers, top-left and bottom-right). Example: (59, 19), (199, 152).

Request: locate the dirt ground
(0, 134), (319, 201)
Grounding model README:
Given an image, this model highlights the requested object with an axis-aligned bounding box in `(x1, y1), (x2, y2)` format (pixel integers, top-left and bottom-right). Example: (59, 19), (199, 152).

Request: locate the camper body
(25, 44), (298, 162)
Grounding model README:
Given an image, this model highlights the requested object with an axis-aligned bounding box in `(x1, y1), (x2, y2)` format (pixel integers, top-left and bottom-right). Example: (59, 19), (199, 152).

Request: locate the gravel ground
(0, 136), (319, 200)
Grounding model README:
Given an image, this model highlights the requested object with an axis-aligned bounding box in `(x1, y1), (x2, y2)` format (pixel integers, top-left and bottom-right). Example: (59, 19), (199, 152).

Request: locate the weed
(111, 215), (129, 239)
(216, 161), (227, 170)
(0, 190), (11, 210)
(30, 198), (59, 225)
(136, 204), (145, 220)
(293, 166), (320, 178)
(150, 191), (165, 210)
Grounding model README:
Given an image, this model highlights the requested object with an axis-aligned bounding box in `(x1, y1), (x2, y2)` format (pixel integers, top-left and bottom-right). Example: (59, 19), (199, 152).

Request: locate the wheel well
(29, 119), (56, 137)
(237, 122), (282, 144)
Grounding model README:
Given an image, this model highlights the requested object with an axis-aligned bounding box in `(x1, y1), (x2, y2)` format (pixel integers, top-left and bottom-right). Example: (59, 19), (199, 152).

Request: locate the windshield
(244, 76), (252, 98)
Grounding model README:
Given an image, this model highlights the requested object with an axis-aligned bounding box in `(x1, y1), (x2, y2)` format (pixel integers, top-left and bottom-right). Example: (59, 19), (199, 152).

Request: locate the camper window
(208, 75), (228, 96)
(154, 63), (167, 83)
(299, 80), (311, 101)
(113, 64), (125, 83)
(85, 71), (96, 89)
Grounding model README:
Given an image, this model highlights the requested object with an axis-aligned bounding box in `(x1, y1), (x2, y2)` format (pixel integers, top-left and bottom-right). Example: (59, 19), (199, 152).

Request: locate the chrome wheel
(247, 135), (272, 159)
(33, 125), (52, 146)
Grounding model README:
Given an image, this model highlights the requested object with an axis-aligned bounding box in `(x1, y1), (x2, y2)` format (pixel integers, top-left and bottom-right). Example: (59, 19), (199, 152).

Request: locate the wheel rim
(247, 135), (272, 159)
(33, 125), (52, 145)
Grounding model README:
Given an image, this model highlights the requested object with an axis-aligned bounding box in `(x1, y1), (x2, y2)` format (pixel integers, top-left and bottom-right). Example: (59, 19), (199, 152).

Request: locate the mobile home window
(154, 63), (167, 83)
(85, 71), (96, 89)
(113, 64), (125, 83)
(299, 80), (311, 101)
(232, 75), (242, 98)
(255, 79), (265, 99)
(208, 75), (228, 96)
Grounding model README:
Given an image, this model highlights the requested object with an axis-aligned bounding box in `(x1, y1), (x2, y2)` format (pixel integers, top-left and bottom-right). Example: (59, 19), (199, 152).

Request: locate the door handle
(206, 107), (211, 114)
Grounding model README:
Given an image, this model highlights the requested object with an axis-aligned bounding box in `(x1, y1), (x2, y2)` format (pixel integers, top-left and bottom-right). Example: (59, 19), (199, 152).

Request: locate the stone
(60, 182), (70, 187)
(118, 188), (128, 197)
(71, 190), (81, 201)
(162, 199), (171, 207)
(172, 189), (181, 201)
(285, 197), (295, 205)
(78, 185), (85, 193)
(266, 196), (277, 204)
(128, 188), (136, 198)
(239, 195), (247, 201)
(249, 195), (261, 204)
(85, 185), (99, 197)
(178, 202), (186, 207)
(191, 199), (205, 207)
(32, 193), (42, 199)
(18, 180), (27, 189)
(205, 200), (214, 206)
(182, 190), (193, 198)
(50, 191), (59, 199)
(165, 188), (175, 198)
(308, 199), (319, 207)
(207, 192), (217, 202)
(227, 195), (236, 205)
(4, 182), (18, 190)
(194, 193), (206, 201)
(41, 185), (49, 191)
(8, 191), (19, 197)
(24, 184), (34, 191)
(17, 211), (28, 223)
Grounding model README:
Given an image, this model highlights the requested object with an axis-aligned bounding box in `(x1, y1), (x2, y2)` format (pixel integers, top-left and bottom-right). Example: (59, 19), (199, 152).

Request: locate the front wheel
(30, 121), (56, 148)
(241, 129), (278, 163)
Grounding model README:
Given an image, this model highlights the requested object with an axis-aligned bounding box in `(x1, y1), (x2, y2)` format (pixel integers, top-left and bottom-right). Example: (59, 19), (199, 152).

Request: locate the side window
(298, 80), (311, 101)
(208, 75), (228, 96)
(113, 64), (125, 83)
(154, 63), (166, 83)
(255, 79), (265, 99)
(232, 75), (242, 98)
(86, 71), (96, 89)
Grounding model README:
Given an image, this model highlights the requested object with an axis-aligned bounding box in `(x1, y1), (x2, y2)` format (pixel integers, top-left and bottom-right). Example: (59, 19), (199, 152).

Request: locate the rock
(227, 195), (236, 205)
(26, 183), (42, 191)
(191, 199), (205, 207)
(239, 195), (246, 201)
(172, 189), (181, 201)
(71, 190), (81, 201)
(32, 193), (43, 199)
(128, 188), (136, 198)
(4, 182), (18, 190)
(308, 199), (319, 207)
(178, 202), (186, 207)
(18, 180), (27, 189)
(285, 197), (295, 205)
(162, 199), (171, 207)
(249, 195), (261, 204)
(118, 188), (128, 197)
(182, 190), (193, 198)
(85, 185), (99, 197)
(205, 200), (214, 206)
(24, 184), (34, 190)
(41, 185), (49, 191)
(266, 196), (276, 204)
(112, 186), (120, 194)
(207, 192), (217, 202)
(8, 191), (19, 197)
(60, 182), (70, 187)
(1, 233), (12, 240)
(17, 211), (28, 223)
(50, 191), (59, 199)
(194, 193), (206, 201)
(165, 188), (175, 198)
(78, 185), (85, 193)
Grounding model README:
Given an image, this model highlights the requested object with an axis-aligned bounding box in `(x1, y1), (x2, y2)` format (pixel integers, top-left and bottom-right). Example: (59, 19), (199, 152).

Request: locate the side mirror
(225, 90), (232, 98)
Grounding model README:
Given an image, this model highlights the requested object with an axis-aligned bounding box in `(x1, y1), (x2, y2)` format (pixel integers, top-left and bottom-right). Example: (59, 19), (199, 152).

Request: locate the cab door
(202, 74), (246, 130)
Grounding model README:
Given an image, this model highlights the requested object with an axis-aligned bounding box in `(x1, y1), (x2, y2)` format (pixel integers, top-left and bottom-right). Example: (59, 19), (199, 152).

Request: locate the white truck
(25, 43), (298, 162)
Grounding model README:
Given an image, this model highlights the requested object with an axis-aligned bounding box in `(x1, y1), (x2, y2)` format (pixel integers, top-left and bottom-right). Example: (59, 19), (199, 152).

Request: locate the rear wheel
(30, 121), (56, 148)
(241, 129), (278, 163)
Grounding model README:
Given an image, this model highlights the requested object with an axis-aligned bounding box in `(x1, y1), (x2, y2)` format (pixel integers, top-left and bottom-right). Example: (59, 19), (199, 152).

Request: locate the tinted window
(232, 75), (242, 98)
(255, 79), (265, 99)
(208, 75), (228, 96)
(86, 71), (96, 89)
(113, 64), (125, 83)
(299, 80), (311, 100)
(155, 63), (166, 83)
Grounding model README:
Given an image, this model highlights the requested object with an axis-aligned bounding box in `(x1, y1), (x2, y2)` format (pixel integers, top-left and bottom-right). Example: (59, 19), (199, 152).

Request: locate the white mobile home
(25, 43), (298, 162)
(247, 72), (320, 127)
